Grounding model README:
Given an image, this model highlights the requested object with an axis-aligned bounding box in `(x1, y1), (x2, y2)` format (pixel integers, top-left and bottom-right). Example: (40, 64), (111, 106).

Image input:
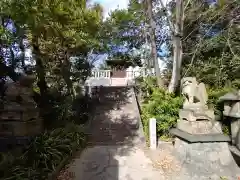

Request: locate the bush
(41, 91), (92, 129)
(2, 123), (86, 180)
(138, 77), (183, 141)
(138, 77), (239, 140)
(207, 87), (236, 135)
(135, 76), (158, 100)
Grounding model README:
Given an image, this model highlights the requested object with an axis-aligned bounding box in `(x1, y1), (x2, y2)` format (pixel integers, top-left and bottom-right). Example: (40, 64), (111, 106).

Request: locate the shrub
(139, 78), (183, 141)
(135, 76), (158, 100)
(2, 123), (86, 180)
(207, 87), (233, 113)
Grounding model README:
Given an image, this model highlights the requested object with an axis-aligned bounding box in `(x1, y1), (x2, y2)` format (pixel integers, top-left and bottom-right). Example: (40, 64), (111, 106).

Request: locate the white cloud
(92, 0), (129, 18)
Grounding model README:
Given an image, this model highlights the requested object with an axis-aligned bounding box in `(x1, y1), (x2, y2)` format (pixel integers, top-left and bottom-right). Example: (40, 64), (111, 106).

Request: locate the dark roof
(105, 59), (142, 67)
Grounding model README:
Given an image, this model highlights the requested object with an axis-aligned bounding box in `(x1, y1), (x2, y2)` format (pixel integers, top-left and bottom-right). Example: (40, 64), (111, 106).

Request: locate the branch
(226, 16), (240, 61)
(182, 4), (236, 77)
(158, 0), (175, 34)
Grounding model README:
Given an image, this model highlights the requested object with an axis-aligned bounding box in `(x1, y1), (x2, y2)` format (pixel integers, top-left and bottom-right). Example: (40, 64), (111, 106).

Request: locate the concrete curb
(131, 86), (147, 147)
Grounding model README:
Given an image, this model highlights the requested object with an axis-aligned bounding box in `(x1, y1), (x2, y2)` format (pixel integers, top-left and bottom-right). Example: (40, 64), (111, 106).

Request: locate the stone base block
(177, 119), (222, 134)
(1, 111), (39, 121)
(229, 119), (240, 151)
(0, 119), (43, 136)
(171, 138), (240, 179)
(179, 108), (215, 121)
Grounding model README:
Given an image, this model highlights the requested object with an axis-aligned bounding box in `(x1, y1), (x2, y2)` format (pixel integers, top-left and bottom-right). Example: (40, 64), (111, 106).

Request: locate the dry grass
(150, 148), (181, 174)
(56, 168), (75, 180)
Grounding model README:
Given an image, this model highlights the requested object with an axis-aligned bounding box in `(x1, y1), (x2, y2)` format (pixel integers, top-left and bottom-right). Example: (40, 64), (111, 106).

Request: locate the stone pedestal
(179, 108), (215, 122)
(177, 120), (222, 134)
(231, 119), (240, 149)
(169, 78), (240, 178)
(172, 138), (240, 179)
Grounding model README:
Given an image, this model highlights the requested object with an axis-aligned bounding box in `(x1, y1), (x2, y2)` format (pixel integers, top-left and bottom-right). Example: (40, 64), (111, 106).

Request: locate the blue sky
(92, 0), (129, 18)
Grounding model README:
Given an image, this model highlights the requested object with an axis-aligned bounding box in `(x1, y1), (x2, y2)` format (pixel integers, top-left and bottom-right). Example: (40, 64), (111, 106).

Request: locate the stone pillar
(219, 90), (240, 150)
(88, 86), (92, 98)
(149, 118), (157, 149)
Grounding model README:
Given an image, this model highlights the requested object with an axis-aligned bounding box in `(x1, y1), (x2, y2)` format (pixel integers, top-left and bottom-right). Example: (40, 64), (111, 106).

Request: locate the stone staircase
(110, 78), (127, 86)
(85, 77), (128, 87)
(86, 86), (145, 146)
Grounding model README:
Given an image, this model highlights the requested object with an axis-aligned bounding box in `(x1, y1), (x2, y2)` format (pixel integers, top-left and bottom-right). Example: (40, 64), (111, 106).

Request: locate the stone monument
(177, 77), (217, 134)
(219, 90), (240, 150)
(0, 75), (42, 137)
(169, 77), (240, 179)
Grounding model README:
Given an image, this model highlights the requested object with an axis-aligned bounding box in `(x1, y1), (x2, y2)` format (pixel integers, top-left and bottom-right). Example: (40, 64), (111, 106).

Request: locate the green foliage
(207, 87), (237, 135)
(139, 77), (183, 141)
(41, 91), (92, 129)
(207, 87), (233, 113)
(2, 123), (86, 180)
(100, 0), (146, 58)
(0, 0), (104, 100)
(135, 76), (157, 99)
(180, 0), (240, 89)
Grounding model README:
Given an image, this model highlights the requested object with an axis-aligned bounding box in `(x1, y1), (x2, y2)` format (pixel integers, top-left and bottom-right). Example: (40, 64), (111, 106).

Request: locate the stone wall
(0, 75), (42, 137)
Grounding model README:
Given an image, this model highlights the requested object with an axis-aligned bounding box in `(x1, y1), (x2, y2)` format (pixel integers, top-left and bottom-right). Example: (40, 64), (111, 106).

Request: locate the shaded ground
(86, 86), (144, 146)
(62, 87), (165, 180)
(58, 86), (240, 180)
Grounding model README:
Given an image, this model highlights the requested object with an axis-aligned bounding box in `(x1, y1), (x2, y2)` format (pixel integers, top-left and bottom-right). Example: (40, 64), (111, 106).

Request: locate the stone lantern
(219, 90), (240, 150)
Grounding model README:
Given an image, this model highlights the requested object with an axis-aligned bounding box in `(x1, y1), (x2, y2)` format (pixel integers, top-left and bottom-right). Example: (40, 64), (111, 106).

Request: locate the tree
(167, 0), (184, 93)
(3, 0), (104, 99)
(101, 0), (145, 57)
(181, 0), (240, 88)
(144, 0), (164, 87)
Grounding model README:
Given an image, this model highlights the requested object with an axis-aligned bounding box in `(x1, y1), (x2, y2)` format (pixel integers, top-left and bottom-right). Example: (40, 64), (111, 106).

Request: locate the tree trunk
(19, 37), (26, 72)
(168, 0), (184, 93)
(32, 36), (48, 97)
(168, 36), (182, 93)
(60, 51), (76, 99)
(145, 0), (164, 87)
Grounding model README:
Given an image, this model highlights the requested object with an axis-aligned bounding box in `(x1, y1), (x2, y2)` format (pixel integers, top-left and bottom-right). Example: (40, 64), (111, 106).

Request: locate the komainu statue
(181, 77), (208, 109)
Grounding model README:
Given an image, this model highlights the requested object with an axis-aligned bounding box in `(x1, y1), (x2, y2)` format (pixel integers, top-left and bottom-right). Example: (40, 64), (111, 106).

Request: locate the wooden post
(149, 118), (157, 149)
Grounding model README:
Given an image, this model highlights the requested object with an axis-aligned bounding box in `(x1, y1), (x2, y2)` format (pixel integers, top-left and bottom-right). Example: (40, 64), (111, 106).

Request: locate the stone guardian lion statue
(181, 77), (208, 109)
